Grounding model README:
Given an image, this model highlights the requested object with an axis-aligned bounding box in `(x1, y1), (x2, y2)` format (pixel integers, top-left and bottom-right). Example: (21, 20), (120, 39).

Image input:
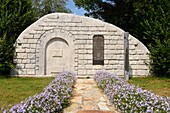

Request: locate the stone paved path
(63, 78), (119, 113)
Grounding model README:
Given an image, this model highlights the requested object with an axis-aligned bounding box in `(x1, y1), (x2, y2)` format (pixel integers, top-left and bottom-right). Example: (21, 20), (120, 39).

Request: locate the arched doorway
(45, 38), (70, 75)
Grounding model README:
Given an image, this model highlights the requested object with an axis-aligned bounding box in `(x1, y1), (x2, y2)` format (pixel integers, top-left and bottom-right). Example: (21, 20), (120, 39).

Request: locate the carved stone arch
(35, 28), (75, 75)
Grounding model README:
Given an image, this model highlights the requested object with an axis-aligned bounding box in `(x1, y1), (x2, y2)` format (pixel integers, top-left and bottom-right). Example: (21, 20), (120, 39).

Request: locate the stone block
(16, 48), (26, 53)
(118, 61), (124, 65)
(97, 102), (110, 111)
(34, 26), (44, 31)
(22, 59), (31, 64)
(129, 50), (137, 55)
(36, 30), (45, 34)
(129, 45), (136, 50)
(14, 59), (22, 64)
(104, 55), (111, 60)
(104, 24), (117, 32)
(105, 40), (110, 45)
(17, 53), (27, 59)
(133, 70), (149, 76)
(108, 60), (114, 65)
(84, 54), (92, 60)
(87, 50), (92, 54)
(115, 45), (123, 50)
(78, 65), (85, 70)
(22, 44), (30, 48)
(78, 50), (86, 54)
(67, 23), (78, 27)
(93, 65), (103, 70)
(28, 53), (35, 59)
(117, 40), (124, 45)
(109, 45), (116, 50)
(77, 44), (84, 49)
(115, 70), (124, 75)
(131, 55), (139, 60)
(110, 40), (117, 45)
(105, 50), (110, 54)
(25, 64), (35, 69)
(29, 44), (37, 48)
(139, 55), (149, 60)
(104, 60), (109, 65)
(86, 65), (93, 69)
(86, 40), (92, 45)
(84, 45), (92, 49)
(77, 110), (112, 113)
(23, 34), (34, 39)
(26, 49), (36, 53)
(16, 64), (25, 69)
(74, 66), (78, 71)
(78, 70), (86, 75)
(104, 65), (112, 70)
(29, 30), (37, 34)
(27, 69), (35, 75)
(115, 50), (123, 54)
(87, 60), (92, 64)
(130, 40), (138, 45)
(129, 61), (137, 65)
(34, 34), (41, 38)
(115, 31), (123, 36)
(43, 27), (53, 31)
(22, 39), (28, 43)
(116, 65), (124, 70)
(28, 39), (37, 44)
(18, 69), (27, 75)
(78, 54), (84, 60)
(78, 60), (85, 65)
(35, 66), (39, 70)
(75, 58), (78, 62)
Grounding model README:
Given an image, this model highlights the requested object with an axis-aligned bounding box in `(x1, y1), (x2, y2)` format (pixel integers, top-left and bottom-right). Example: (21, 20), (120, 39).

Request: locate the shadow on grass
(0, 75), (19, 79)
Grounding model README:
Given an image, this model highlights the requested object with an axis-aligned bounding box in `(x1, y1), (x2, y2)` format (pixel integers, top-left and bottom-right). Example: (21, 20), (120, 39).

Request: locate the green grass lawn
(128, 76), (170, 97)
(0, 76), (54, 111)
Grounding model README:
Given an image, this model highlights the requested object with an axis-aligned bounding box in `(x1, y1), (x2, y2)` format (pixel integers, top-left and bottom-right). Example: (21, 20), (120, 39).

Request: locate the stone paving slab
(77, 110), (113, 113)
(63, 79), (120, 113)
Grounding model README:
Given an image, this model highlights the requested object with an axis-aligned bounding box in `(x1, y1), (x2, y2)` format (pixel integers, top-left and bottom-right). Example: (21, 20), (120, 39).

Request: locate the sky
(66, 0), (86, 16)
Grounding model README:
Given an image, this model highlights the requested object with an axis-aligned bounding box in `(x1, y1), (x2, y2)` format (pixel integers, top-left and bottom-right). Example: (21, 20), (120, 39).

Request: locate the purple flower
(4, 71), (76, 113)
(94, 71), (170, 112)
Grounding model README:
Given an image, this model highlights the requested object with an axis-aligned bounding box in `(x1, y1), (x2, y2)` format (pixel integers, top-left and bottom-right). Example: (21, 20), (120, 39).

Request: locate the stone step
(77, 76), (92, 79)
(77, 110), (112, 113)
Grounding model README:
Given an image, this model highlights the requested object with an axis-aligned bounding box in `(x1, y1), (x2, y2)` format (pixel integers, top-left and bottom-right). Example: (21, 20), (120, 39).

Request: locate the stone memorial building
(12, 13), (150, 77)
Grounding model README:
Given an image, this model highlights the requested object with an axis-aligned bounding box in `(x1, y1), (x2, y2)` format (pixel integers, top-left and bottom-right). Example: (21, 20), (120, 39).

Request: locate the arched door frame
(35, 28), (75, 75)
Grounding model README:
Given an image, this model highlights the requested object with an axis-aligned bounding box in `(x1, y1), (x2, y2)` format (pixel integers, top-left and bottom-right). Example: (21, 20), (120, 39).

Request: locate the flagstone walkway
(63, 78), (120, 113)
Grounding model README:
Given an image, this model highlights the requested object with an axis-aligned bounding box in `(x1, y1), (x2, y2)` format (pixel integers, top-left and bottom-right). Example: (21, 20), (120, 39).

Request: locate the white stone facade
(12, 13), (150, 77)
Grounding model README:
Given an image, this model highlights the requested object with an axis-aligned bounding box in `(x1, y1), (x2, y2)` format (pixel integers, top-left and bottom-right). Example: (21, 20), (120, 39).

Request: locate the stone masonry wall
(13, 13), (150, 77)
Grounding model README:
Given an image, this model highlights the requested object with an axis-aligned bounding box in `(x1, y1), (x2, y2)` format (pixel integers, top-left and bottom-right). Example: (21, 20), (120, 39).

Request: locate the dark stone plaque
(93, 35), (104, 65)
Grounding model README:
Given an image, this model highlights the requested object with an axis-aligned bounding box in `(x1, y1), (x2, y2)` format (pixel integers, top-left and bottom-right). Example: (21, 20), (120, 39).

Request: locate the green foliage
(74, 0), (147, 45)
(0, 0), (35, 75)
(74, 0), (135, 30)
(0, 32), (15, 75)
(139, 0), (170, 78)
(32, 0), (71, 18)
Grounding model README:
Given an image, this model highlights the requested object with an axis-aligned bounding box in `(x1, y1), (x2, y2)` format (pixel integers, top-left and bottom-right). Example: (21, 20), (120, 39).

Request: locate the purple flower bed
(4, 71), (76, 113)
(94, 71), (170, 113)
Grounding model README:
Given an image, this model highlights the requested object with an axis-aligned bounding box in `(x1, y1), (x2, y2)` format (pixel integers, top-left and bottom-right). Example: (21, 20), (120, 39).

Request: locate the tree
(32, 0), (71, 18)
(0, 0), (35, 75)
(74, 0), (145, 44)
(138, 0), (170, 78)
